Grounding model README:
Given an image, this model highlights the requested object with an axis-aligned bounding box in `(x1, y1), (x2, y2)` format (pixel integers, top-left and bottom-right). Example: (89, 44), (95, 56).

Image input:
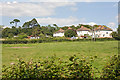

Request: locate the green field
(2, 41), (118, 76)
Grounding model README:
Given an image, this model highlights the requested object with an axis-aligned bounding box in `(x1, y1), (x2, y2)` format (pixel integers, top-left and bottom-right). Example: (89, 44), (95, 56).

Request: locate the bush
(2, 37), (116, 44)
(2, 55), (94, 79)
(101, 55), (120, 80)
(95, 38), (115, 41)
(2, 39), (28, 44)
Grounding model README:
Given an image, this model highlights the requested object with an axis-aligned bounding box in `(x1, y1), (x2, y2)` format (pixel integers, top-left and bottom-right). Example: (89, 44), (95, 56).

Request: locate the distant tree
(10, 19), (20, 27)
(64, 29), (77, 37)
(61, 26), (68, 30)
(22, 18), (40, 28)
(8, 33), (14, 38)
(32, 26), (41, 37)
(39, 33), (45, 38)
(70, 25), (76, 29)
(53, 24), (59, 30)
(30, 18), (40, 28)
(22, 22), (30, 28)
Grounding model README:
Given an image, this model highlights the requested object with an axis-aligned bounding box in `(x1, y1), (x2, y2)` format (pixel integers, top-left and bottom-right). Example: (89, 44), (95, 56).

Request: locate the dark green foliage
(2, 38), (116, 44)
(32, 26), (41, 37)
(64, 29), (77, 37)
(2, 27), (21, 38)
(2, 55), (93, 79)
(17, 33), (28, 39)
(101, 55), (120, 80)
(10, 19), (20, 27)
(110, 32), (118, 39)
(22, 18), (40, 28)
(2, 39), (28, 44)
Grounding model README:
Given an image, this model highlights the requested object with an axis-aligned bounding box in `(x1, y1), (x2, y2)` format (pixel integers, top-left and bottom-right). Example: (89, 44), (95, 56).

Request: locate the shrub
(2, 37), (116, 44)
(2, 39), (28, 44)
(2, 55), (94, 79)
(101, 55), (120, 80)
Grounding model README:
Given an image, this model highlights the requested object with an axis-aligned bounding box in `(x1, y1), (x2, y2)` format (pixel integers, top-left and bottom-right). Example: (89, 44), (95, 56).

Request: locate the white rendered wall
(53, 32), (64, 37)
(77, 31), (91, 36)
(95, 31), (112, 37)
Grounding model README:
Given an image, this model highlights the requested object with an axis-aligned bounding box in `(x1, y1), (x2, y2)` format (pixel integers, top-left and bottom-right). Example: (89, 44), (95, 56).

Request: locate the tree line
(1, 18), (120, 40)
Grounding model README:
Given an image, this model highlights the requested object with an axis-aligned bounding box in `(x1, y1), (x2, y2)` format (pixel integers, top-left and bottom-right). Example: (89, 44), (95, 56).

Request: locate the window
(106, 32), (108, 34)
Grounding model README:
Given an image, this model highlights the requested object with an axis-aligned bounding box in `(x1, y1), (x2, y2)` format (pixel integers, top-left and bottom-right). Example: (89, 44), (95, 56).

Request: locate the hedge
(101, 55), (120, 80)
(2, 55), (94, 80)
(1, 38), (116, 44)
(2, 54), (120, 79)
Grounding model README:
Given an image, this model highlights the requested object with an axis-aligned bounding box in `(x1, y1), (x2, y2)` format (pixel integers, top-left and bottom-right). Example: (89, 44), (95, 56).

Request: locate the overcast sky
(0, 0), (119, 31)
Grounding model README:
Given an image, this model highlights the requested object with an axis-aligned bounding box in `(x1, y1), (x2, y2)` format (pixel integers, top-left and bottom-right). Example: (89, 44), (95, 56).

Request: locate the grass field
(2, 41), (118, 77)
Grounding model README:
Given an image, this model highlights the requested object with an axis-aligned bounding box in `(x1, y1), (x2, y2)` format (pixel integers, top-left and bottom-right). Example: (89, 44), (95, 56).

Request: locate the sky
(0, 0), (119, 31)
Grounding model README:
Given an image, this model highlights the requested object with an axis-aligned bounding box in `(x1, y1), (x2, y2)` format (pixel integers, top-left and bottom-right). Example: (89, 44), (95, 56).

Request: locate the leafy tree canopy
(64, 29), (77, 37)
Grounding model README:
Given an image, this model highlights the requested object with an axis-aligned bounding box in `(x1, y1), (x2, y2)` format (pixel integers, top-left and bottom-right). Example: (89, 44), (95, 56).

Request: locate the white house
(76, 26), (91, 38)
(94, 25), (113, 38)
(53, 28), (64, 37)
(53, 25), (113, 38)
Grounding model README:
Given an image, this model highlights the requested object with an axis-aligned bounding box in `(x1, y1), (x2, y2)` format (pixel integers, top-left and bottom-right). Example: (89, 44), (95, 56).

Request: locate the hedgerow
(1, 37), (116, 44)
(2, 54), (120, 79)
(101, 55), (120, 80)
(2, 55), (94, 80)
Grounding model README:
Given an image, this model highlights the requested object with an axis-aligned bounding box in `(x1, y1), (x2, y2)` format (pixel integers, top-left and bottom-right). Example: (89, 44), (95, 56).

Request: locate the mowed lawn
(2, 41), (118, 75)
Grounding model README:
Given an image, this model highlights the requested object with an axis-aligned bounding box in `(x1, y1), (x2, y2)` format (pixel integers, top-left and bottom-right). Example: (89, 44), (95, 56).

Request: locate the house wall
(77, 31), (91, 36)
(53, 30), (113, 38)
(53, 32), (64, 37)
(95, 31), (112, 38)
(77, 30), (112, 38)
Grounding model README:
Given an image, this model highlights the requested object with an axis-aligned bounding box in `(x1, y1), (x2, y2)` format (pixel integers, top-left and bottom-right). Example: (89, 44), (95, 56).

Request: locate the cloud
(36, 16), (86, 26)
(108, 22), (116, 27)
(86, 22), (96, 26)
(108, 22), (117, 31)
(0, 2), (76, 17)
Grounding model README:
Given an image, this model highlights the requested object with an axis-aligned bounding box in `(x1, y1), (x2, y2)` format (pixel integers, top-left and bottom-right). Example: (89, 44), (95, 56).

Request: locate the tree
(22, 18), (40, 28)
(61, 26), (68, 30)
(17, 33), (28, 39)
(10, 19), (20, 27)
(30, 18), (40, 28)
(110, 32), (118, 38)
(64, 29), (77, 37)
(22, 22), (30, 28)
(53, 24), (59, 30)
(70, 25), (76, 29)
(8, 33), (14, 38)
(2, 28), (11, 38)
(32, 27), (41, 38)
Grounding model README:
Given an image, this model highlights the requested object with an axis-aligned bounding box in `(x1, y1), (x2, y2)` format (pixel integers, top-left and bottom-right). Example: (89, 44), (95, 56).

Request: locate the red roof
(68, 27), (72, 29)
(77, 26), (91, 31)
(54, 28), (64, 33)
(95, 25), (112, 31)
